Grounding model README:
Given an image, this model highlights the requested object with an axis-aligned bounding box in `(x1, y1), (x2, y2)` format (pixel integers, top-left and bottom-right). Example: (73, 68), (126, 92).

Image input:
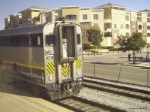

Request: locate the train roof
(0, 24), (46, 36)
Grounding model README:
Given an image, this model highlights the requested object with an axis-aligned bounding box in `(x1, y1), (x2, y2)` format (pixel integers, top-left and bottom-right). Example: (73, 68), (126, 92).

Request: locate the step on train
(0, 18), (83, 100)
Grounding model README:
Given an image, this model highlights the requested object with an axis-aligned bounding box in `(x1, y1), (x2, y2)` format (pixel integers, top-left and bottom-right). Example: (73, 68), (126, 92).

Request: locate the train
(0, 18), (83, 100)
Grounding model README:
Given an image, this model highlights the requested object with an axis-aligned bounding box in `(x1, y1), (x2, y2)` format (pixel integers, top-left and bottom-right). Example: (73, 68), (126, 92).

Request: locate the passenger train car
(0, 19), (83, 100)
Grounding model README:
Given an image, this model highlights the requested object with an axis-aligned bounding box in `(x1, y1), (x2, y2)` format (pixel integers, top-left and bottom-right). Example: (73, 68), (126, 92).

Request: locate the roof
(19, 6), (50, 13)
(94, 3), (126, 9)
(0, 24), (46, 36)
(138, 9), (150, 13)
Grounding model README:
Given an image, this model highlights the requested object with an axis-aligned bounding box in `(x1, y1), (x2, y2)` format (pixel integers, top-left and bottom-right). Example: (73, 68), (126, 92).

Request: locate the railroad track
(55, 76), (150, 112)
(83, 76), (150, 102)
(81, 76), (150, 112)
(55, 96), (125, 112)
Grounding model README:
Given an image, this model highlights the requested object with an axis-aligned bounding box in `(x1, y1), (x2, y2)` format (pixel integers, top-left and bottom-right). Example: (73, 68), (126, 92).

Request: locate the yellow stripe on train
(61, 65), (70, 77)
(46, 62), (55, 75)
(76, 58), (82, 69)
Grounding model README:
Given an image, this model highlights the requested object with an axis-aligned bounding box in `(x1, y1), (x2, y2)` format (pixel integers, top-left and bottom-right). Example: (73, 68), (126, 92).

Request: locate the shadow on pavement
(0, 71), (43, 99)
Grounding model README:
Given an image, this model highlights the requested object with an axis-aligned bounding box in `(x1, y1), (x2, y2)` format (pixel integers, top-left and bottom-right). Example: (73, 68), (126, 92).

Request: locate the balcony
(147, 29), (150, 33)
(104, 19), (111, 23)
(104, 28), (112, 32)
(147, 22), (150, 26)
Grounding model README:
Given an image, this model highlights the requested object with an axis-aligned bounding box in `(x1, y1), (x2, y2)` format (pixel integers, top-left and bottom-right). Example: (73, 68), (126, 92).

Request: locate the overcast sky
(0, 0), (150, 30)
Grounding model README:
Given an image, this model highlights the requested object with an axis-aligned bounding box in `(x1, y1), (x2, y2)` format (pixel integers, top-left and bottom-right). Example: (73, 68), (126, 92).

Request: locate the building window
(93, 14), (98, 20)
(114, 33), (117, 39)
(120, 14), (124, 21)
(113, 14), (117, 21)
(83, 14), (87, 20)
(82, 23), (88, 29)
(120, 24), (124, 29)
(66, 15), (77, 20)
(139, 25), (142, 30)
(114, 24), (117, 29)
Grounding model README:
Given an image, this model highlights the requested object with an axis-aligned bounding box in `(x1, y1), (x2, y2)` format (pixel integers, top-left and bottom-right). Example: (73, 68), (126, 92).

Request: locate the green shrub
(109, 48), (119, 51)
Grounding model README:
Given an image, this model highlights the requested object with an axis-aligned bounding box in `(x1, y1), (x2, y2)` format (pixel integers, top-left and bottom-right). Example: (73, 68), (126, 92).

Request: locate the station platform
(0, 73), (73, 112)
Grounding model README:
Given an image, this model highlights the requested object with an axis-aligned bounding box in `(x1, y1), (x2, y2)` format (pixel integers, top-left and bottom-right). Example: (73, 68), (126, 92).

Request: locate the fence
(83, 51), (123, 56)
(83, 62), (150, 86)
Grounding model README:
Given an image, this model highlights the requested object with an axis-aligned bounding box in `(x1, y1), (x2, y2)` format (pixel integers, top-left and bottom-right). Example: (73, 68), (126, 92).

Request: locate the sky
(0, 0), (150, 30)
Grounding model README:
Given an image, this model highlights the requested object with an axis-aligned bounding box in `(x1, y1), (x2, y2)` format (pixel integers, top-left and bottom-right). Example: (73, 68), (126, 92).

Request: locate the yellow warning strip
(12, 95), (47, 112)
(2, 60), (44, 70)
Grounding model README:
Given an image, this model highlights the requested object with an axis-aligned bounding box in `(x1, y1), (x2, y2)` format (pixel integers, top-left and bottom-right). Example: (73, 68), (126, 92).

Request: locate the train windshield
(45, 34), (55, 46)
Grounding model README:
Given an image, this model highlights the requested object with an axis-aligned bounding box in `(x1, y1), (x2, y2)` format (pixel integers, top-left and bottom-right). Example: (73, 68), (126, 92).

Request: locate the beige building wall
(9, 14), (16, 28)
(103, 8), (112, 46)
(80, 8), (91, 23)
(31, 11), (41, 24)
(130, 11), (137, 33)
(21, 11), (32, 26)
(91, 9), (104, 30)
(125, 13), (130, 36)
(15, 15), (22, 27)
(51, 9), (62, 21)
(5, 18), (10, 29)
(111, 8), (126, 45)
(147, 13), (150, 43)
(4, 4), (150, 47)
(62, 6), (80, 24)
(91, 9), (105, 46)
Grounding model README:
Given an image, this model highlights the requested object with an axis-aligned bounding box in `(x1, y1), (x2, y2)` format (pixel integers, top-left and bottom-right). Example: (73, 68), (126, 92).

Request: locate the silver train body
(0, 21), (83, 100)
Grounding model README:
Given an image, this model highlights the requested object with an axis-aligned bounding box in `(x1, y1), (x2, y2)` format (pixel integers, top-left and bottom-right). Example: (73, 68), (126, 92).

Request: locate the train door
(55, 24), (77, 84)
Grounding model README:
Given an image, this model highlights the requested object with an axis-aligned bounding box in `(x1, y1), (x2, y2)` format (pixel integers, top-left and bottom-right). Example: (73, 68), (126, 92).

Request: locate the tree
(87, 26), (103, 47)
(117, 32), (146, 52)
(117, 31), (147, 63)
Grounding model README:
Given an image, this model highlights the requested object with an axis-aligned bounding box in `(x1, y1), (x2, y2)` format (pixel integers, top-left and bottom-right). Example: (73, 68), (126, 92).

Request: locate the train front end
(43, 20), (83, 100)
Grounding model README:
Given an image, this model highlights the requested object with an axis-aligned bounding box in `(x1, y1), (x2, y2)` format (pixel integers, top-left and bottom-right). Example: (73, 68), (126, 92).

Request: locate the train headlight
(62, 63), (67, 67)
(76, 71), (80, 75)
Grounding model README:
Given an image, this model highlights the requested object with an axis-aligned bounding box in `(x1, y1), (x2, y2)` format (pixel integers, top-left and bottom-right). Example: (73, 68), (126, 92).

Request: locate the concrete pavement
(83, 51), (150, 68)
(0, 72), (73, 112)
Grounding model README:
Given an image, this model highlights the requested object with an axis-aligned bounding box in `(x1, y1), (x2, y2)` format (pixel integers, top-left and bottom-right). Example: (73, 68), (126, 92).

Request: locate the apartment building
(4, 3), (150, 46)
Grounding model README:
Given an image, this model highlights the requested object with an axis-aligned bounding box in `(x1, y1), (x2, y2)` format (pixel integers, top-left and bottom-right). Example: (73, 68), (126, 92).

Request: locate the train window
(20, 35), (29, 47)
(12, 36), (21, 46)
(0, 35), (29, 47)
(30, 33), (43, 47)
(77, 34), (81, 44)
(0, 37), (4, 46)
(37, 37), (41, 45)
(45, 34), (55, 46)
(0, 36), (13, 46)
